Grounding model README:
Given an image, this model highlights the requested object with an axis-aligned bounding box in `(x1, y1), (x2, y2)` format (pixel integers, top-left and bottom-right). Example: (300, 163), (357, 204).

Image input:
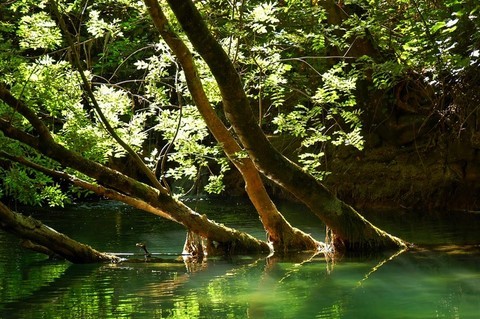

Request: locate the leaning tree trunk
(143, 0), (321, 253)
(0, 85), (269, 256)
(164, 0), (407, 251)
(0, 201), (120, 263)
(0, 150), (269, 257)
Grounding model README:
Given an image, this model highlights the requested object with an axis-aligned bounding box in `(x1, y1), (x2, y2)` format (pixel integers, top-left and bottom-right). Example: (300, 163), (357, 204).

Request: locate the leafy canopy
(1, 0), (478, 205)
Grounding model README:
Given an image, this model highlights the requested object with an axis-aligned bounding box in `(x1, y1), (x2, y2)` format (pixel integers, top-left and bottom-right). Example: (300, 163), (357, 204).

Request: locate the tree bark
(143, 0), (321, 253)
(164, 0), (407, 251)
(0, 85), (269, 256)
(0, 201), (120, 263)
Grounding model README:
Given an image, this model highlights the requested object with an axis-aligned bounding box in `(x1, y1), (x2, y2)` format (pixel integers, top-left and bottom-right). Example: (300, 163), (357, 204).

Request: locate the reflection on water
(1, 199), (480, 318)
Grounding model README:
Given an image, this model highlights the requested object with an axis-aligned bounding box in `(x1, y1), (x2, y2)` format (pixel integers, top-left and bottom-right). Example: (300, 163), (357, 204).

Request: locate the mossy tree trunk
(0, 202), (120, 263)
(163, 0), (407, 252)
(143, 0), (321, 253)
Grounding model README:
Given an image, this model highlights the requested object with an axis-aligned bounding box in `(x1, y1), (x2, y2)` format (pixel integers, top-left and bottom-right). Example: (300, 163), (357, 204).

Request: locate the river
(1, 198), (479, 318)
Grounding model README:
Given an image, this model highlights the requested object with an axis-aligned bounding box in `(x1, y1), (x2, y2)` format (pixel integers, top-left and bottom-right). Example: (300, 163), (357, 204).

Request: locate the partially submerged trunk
(0, 85), (269, 256)
(0, 202), (119, 263)
(164, 0), (407, 251)
(144, 0), (321, 253)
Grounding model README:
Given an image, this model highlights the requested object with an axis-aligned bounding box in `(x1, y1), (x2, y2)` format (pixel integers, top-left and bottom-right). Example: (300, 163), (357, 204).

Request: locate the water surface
(1, 199), (479, 318)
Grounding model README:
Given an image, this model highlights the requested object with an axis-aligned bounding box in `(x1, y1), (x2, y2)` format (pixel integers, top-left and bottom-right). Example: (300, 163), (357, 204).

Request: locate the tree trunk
(0, 86), (269, 256)
(0, 201), (119, 263)
(164, 0), (407, 251)
(1, 150), (270, 256)
(144, 0), (321, 253)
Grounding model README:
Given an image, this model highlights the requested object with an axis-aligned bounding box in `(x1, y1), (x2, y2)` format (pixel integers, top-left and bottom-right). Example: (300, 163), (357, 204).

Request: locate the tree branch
(0, 83), (53, 145)
(49, 0), (168, 194)
(0, 201), (120, 263)
(0, 151), (178, 222)
(0, 99), (270, 254)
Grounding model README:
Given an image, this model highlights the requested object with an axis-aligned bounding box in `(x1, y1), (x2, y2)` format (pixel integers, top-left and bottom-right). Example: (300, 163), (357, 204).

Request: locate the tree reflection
(2, 245), (479, 318)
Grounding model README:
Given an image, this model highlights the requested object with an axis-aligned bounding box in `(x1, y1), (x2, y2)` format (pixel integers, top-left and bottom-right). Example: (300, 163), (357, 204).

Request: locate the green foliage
(355, 0), (480, 86)
(0, 0), (154, 204)
(134, 38), (227, 194)
(153, 105), (229, 195)
(13, 55), (83, 119)
(298, 152), (330, 181)
(0, 136), (70, 207)
(39, 185), (71, 207)
(200, 0), (359, 180)
(86, 10), (124, 39)
(0, 30), (24, 85)
(273, 62), (363, 179)
(17, 12), (62, 50)
(9, 49), (150, 162)
(0, 165), (71, 207)
(199, 0), (327, 124)
(2, 0), (479, 203)
(247, 2), (280, 34)
(92, 85), (149, 157)
(133, 41), (178, 103)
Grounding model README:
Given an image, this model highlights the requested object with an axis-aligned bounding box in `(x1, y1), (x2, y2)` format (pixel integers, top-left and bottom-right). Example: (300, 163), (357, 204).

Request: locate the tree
(153, 0), (406, 251)
(0, 0), (410, 262)
(142, 0), (320, 253)
(0, 83), (270, 257)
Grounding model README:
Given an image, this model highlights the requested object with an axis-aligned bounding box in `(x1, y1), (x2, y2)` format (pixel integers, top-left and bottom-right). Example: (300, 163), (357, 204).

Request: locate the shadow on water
(1, 200), (480, 318)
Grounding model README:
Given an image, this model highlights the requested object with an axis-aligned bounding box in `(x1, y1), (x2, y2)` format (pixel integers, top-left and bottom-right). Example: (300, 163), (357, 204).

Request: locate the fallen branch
(0, 201), (120, 263)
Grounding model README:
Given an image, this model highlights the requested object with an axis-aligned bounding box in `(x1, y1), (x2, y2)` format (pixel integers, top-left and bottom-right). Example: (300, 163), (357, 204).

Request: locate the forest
(2, 1), (480, 317)
(1, 0), (479, 259)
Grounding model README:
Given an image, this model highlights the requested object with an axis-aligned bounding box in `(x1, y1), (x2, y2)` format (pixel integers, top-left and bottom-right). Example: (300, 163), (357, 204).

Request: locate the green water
(1, 199), (480, 318)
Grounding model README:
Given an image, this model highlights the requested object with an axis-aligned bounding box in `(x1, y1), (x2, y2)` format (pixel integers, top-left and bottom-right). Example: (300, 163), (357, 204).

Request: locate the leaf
(17, 12), (62, 50)
(431, 21), (446, 33)
(445, 18), (459, 28)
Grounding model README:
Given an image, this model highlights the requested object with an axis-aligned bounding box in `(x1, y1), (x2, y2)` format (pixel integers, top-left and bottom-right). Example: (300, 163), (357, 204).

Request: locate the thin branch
(280, 55), (356, 61)
(108, 44), (157, 81)
(158, 63), (183, 193)
(49, 0), (167, 194)
(0, 151), (178, 223)
(356, 247), (408, 286)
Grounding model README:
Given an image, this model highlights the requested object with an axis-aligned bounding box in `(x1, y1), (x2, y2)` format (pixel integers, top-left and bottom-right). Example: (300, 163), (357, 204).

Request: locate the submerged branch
(355, 247), (409, 288)
(0, 202), (120, 263)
